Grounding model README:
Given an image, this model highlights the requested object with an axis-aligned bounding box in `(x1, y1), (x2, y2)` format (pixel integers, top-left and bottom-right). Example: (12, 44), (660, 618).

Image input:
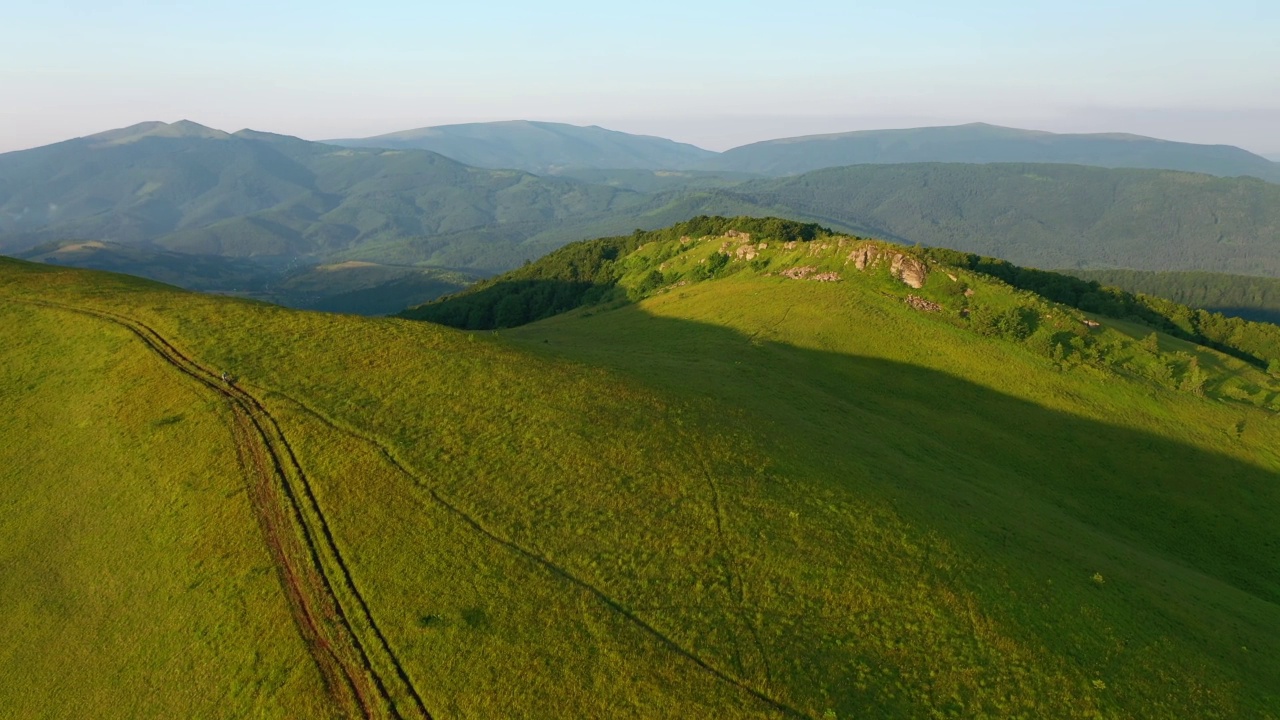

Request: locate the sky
(2, 0), (1277, 154)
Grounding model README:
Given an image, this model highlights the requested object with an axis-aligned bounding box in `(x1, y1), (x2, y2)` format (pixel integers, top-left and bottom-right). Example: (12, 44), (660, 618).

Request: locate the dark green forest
(1064, 269), (1280, 325)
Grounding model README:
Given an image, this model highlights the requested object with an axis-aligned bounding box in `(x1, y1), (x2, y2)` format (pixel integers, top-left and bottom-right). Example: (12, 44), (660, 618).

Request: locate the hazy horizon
(3, 0), (1277, 155)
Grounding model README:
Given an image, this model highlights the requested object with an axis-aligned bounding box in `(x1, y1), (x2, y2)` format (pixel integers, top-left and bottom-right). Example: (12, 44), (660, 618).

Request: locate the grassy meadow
(2, 220), (1278, 720)
(0, 295), (331, 718)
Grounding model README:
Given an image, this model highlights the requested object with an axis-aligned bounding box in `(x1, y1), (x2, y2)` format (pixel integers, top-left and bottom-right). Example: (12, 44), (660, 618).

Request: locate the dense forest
(1064, 269), (1280, 325)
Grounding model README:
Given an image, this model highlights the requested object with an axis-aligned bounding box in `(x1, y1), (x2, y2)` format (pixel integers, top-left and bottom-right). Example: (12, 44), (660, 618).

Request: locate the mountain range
(328, 120), (717, 174)
(3, 119), (1279, 314)
(0, 120), (644, 262)
(703, 122), (1280, 181)
(329, 119), (1280, 182)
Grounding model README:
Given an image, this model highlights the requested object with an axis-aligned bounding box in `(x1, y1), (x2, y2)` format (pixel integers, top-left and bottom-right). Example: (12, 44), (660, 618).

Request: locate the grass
(2, 238), (1278, 718)
(0, 297), (330, 718)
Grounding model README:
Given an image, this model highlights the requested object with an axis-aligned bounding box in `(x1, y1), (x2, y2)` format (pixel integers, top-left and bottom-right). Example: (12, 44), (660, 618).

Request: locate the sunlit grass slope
(0, 295), (331, 718)
(3, 229), (1279, 720)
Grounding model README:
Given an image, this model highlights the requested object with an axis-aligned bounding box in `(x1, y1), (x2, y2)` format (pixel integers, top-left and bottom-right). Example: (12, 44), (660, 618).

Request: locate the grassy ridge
(408, 216), (1280, 380)
(3, 243), (1279, 717)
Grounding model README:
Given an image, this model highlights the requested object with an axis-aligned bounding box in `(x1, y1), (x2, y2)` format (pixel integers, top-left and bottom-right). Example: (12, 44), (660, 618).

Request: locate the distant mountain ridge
(328, 120), (717, 174)
(6, 119), (1280, 314)
(0, 120), (645, 265)
(716, 163), (1280, 276)
(703, 122), (1280, 181)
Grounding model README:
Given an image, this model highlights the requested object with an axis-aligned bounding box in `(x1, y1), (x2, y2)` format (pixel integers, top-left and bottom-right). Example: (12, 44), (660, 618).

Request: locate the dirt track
(21, 299), (430, 720)
(23, 297), (810, 719)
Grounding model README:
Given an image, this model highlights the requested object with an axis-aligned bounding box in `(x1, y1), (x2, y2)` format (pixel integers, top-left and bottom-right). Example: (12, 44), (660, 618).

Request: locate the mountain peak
(326, 120), (716, 173)
(84, 120), (230, 146)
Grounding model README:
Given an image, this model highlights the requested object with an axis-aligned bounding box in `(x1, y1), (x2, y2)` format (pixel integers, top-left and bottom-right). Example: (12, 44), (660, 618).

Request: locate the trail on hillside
(262, 388), (810, 719)
(20, 299), (430, 720)
(25, 297), (807, 718)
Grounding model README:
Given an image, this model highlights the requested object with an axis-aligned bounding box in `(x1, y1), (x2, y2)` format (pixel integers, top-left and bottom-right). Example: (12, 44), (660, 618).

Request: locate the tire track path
(21, 299), (430, 720)
(261, 390), (810, 719)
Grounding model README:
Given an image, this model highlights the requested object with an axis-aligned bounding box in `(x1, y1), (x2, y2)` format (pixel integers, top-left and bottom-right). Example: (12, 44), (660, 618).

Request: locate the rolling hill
(705, 122), (1280, 181)
(328, 120), (717, 174)
(4, 217), (1277, 717)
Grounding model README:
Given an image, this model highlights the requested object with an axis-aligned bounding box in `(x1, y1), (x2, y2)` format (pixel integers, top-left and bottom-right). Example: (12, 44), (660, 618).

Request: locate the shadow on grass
(413, 278), (1280, 611)
(409, 280), (1280, 711)
(518, 300), (1280, 706)
(518, 301), (1280, 607)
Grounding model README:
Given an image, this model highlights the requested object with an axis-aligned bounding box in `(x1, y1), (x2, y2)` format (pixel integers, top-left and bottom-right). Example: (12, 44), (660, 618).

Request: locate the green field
(2, 217), (1278, 718)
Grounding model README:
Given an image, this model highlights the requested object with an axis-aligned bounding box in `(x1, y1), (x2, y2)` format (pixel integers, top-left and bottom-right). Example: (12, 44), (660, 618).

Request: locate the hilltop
(329, 120), (717, 174)
(704, 122), (1280, 181)
(4, 216), (1279, 716)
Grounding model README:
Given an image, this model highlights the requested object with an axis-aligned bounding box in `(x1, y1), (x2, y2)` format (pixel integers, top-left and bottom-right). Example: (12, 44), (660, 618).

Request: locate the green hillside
(4, 216), (1279, 717)
(706, 122), (1280, 181)
(722, 163), (1280, 276)
(1065, 268), (1280, 325)
(329, 120), (717, 174)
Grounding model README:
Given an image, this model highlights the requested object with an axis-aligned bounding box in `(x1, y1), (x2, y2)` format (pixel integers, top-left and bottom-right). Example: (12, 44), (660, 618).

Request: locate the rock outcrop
(905, 295), (942, 312)
(778, 266), (841, 282)
(847, 244), (928, 288)
(890, 254), (928, 289)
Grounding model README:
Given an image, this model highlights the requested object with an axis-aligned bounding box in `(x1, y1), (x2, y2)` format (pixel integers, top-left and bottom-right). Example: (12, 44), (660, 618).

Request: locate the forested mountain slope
(1066, 268), (1280, 325)
(0, 121), (643, 261)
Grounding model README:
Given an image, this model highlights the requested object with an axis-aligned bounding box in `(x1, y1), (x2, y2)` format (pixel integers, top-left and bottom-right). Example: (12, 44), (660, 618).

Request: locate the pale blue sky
(1, 0), (1277, 152)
